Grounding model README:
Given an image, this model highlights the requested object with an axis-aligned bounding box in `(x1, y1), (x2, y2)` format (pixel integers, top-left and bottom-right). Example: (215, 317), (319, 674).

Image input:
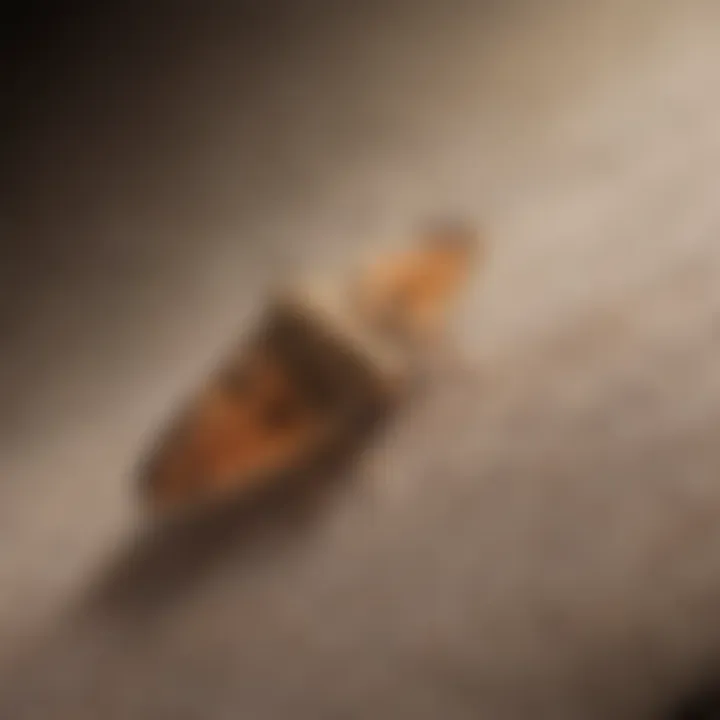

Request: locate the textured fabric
(3, 2), (720, 718)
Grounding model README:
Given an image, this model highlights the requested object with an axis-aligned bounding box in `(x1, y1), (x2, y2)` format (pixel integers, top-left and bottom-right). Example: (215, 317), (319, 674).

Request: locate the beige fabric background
(2, 1), (720, 717)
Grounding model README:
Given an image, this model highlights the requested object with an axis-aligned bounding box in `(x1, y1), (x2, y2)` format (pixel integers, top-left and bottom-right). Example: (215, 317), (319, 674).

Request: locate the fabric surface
(2, 2), (720, 718)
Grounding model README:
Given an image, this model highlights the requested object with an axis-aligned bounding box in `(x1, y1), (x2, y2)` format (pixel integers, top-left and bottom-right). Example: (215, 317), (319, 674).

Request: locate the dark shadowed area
(3, 1), (720, 718)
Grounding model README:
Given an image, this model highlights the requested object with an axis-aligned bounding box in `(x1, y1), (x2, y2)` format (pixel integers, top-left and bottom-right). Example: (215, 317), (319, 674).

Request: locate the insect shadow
(75, 407), (389, 623)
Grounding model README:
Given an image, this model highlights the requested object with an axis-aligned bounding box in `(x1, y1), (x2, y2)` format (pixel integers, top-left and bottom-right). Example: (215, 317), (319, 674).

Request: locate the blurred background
(3, 1), (720, 717)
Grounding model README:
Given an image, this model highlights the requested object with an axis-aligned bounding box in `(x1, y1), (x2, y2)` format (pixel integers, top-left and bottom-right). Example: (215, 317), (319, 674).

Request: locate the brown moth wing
(139, 342), (334, 514)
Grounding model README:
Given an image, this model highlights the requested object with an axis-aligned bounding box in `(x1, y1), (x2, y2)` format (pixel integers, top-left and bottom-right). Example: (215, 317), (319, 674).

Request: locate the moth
(138, 220), (485, 516)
